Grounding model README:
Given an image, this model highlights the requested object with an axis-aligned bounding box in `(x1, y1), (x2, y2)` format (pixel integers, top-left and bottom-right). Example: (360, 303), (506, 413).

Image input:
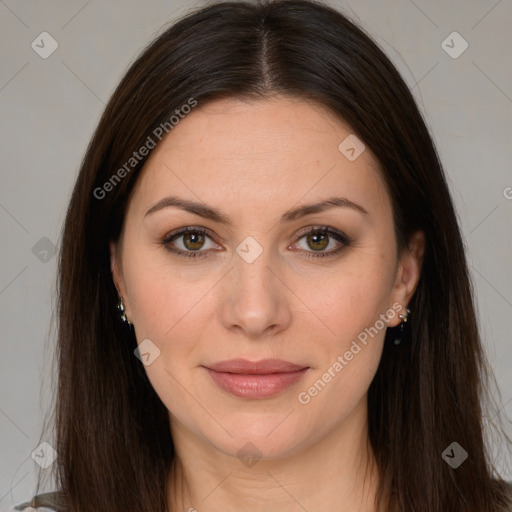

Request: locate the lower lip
(204, 367), (309, 399)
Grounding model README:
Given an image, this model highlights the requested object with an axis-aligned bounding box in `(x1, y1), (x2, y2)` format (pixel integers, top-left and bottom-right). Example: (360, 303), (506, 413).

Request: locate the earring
(117, 297), (131, 325)
(393, 307), (411, 346)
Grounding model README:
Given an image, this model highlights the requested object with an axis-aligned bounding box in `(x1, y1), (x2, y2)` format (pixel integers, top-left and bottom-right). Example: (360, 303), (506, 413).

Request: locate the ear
(387, 230), (426, 327)
(109, 240), (132, 321)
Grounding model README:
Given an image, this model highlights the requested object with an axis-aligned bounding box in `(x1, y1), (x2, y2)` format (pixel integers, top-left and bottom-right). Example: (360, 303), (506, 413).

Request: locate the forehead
(127, 96), (391, 222)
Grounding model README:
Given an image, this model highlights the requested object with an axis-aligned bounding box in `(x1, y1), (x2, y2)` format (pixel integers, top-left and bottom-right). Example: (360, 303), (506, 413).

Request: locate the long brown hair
(28, 1), (511, 511)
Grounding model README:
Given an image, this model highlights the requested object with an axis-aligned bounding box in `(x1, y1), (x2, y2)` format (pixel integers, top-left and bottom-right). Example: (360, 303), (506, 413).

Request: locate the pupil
(184, 232), (204, 250)
(308, 232), (328, 251)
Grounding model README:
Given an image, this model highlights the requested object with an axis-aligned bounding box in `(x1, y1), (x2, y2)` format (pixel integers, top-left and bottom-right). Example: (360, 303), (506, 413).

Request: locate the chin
(202, 417), (313, 462)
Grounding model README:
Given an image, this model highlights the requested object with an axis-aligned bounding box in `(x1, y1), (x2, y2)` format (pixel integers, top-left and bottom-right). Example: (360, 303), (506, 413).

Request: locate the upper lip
(203, 358), (308, 374)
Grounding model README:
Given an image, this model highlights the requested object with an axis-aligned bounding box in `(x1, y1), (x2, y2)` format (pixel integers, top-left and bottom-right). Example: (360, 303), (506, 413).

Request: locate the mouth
(202, 358), (310, 399)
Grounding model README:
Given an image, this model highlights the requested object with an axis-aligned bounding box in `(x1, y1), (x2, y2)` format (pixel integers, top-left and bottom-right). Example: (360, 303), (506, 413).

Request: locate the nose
(219, 244), (292, 339)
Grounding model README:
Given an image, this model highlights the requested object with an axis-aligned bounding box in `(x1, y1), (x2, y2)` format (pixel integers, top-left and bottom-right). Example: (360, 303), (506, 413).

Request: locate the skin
(110, 96), (425, 512)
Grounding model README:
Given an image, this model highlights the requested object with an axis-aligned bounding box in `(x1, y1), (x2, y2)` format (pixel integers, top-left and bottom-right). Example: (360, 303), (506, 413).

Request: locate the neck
(166, 396), (380, 512)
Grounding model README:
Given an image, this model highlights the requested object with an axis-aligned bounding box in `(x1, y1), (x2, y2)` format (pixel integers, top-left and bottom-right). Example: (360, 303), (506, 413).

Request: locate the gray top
(8, 505), (55, 512)
(10, 492), (64, 512)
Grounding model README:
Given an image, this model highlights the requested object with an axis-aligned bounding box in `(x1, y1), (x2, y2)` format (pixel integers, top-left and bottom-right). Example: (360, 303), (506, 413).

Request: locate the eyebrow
(144, 195), (368, 225)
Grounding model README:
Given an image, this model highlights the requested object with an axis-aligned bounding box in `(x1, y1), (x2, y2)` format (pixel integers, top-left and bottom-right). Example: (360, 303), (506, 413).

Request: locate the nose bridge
(233, 234), (278, 304)
(219, 234), (291, 337)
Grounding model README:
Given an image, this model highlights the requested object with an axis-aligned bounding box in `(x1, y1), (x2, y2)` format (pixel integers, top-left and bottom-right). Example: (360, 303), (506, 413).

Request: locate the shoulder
(10, 491), (67, 512)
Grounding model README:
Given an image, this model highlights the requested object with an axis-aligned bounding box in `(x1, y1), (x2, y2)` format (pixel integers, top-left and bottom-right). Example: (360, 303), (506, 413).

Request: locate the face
(110, 96), (424, 460)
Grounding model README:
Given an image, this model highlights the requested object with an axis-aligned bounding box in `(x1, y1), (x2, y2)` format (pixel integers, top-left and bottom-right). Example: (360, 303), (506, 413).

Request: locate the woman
(13, 0), (512, 511)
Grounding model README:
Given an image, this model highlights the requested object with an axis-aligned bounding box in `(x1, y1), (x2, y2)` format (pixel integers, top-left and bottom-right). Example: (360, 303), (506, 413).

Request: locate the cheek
(122, 252), (211, 410)
(296, 253), (394, 403)
(295, 269), (390, 423)
(310, 255), (394, 341)
(122, 242), (204, 338)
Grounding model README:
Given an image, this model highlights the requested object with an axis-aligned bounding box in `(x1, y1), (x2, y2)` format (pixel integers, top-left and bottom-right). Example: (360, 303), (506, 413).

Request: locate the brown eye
(182, 231), (206, 251)
(305, 232), (329, 251)
(291, 226), (351, 259)
(162, 227), (219, 258)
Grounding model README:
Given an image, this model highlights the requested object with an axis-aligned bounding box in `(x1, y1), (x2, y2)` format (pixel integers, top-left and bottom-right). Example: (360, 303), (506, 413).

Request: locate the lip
(204, 358), (307, 374)
(202, 358), (310, 399)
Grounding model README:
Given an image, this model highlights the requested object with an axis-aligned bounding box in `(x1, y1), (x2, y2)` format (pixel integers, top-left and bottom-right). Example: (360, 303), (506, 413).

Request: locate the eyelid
(289, 225), (351, 258)
(162, 225), (218, 244)
(292, 225), (349, 242)
(161, 226), (221, 257)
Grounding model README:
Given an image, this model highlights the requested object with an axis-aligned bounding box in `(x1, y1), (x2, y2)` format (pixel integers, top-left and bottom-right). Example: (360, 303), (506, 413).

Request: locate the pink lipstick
(202, 358), (309, 399)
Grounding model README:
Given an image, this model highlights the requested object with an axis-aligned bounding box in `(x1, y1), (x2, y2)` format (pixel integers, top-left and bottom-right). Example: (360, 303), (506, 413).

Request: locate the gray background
(0, 0), (511, 508)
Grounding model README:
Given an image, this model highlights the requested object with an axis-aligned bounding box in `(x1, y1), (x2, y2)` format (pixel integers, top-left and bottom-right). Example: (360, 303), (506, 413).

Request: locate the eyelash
(161, 225), (352, 260)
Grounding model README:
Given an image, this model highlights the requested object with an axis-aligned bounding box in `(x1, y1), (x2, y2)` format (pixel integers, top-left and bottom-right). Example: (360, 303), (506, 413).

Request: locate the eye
(289, 226), (351, 258)
(161, 225), (351, 260)
(161, 227), (220, 258)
